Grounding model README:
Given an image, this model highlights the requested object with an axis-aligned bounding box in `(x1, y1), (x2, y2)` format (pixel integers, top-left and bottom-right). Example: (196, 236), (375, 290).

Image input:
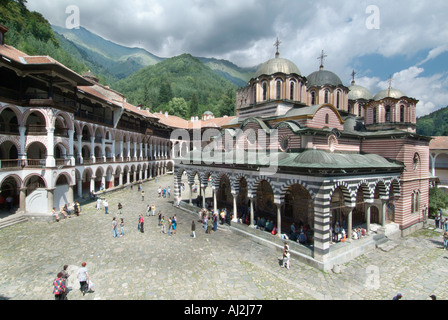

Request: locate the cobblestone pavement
(0, 174), (447, 301)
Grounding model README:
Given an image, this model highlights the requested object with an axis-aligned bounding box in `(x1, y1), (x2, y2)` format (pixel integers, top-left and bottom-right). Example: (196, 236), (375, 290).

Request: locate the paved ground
(0, 174), (447, 301)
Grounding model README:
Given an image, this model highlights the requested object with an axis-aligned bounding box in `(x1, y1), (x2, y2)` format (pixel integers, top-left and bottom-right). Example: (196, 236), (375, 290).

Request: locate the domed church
(175, 42), (430, 271)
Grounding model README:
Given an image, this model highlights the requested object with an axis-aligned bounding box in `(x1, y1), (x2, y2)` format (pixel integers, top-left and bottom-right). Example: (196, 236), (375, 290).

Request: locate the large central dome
(307, 68), (343, 87)
(254, 53), (301, 78)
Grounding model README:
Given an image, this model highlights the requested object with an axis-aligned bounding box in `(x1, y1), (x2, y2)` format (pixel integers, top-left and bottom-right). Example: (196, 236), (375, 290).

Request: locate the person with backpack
(53, 272), (67, 300)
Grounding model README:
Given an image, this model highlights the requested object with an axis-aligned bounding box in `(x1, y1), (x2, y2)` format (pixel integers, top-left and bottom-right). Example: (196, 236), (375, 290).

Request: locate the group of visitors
(53, 262), (95, 300)
(157, 185), (171, 198)
(199, 208), (219, 234)
(160, 214), (177, 235)
(52, 202), (81, 222)
(435, 209), (448, 231)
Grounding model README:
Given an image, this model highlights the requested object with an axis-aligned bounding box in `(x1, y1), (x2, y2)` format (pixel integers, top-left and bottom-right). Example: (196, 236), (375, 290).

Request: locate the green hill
(198, 57), (256, 88)
(112, 53), (237, 118)
(417, 106), (448, 137)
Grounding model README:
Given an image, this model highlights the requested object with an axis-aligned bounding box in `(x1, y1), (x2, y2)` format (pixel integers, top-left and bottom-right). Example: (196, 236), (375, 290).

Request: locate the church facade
(175, 48), (430, 270)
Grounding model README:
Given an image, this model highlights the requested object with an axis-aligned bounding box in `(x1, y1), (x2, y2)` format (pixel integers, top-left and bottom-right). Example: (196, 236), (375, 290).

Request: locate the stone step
(0, 214), (28, 230)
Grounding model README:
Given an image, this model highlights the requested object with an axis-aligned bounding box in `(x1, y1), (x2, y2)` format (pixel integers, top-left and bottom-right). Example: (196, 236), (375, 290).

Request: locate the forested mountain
(112, 53), (237, 118)
(52, 25), (163, 81)
(417, 106), (448, 137)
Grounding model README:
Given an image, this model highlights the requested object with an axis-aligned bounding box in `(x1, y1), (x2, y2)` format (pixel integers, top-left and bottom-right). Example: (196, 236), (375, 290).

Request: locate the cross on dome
(274, 38), (282, 57)
(318, 50), (328, 70)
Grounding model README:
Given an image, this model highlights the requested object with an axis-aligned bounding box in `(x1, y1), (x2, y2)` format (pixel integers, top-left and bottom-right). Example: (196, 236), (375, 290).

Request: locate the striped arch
(388, 178), (401, 198)
(22, 108), (49, 128)
(213, 172), (232, 191)
(329, 181), (355, 208)
(231, 173), (248, 195)
(355, 180), (374, 204)
(187, 170), (201, 185)
(374, 179), (389, 199)
(55, 172), (74, 186)
(248, 175), (274, 198)
(279, 178), (315, 201)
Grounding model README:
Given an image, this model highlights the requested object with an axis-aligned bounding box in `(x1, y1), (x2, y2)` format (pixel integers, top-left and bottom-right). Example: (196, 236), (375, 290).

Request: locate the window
(400, 105), (405, 122)
(324, 90), (329, 104)
(385, 106), (391, 122)
(413, 153), (420, 171)
(358, 105), (363, 117)
(325, 114), (330, 125)
(373, 108), (377, 123)
(336, 91), (341, 109)
(262, 82), (268, 101)
(290, 82), (295, 100)
(276, 80), (281, 100)
(311, 91), (316, 105)
(280, 136), (289, 151)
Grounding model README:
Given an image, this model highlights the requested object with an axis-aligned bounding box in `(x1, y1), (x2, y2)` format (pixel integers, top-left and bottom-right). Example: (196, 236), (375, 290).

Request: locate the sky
(26, 0), (448, 117)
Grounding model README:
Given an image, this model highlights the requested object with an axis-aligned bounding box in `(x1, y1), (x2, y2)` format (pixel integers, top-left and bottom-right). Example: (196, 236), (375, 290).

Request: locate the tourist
(298, 231), (307, 244)
(53, 272), (67, 300)
(59, 206), (68, 219)
(139, 214), (144, 233)
(118, 203), (123, 215)
(77, 262), (90, 296)
(60, 265), (70, 298)
(52, 207), (59, 222)
(112, 217), (118, 238)
(96, 197), (102, 210)
(290, 222), (296, 236)
(392, 293), (403, 300)
(145, 205), (150, 217)
(74, 201), (80, 216)
(103, 199), (109, 214)
(158, 186), (162, 197)
(334, 222), (340, 242)
(191, 220), (196, 238)
(443, 232), (448, 250)
(168, 216), (172, 235)
(141, 190), (145, 201)
(120, 218), (125, 237)
(152, 204), (156, 216)
(213, 212), (218, 232)
(220, 210), (226, 225)
(283, 249), (290, 269)
(172, 216), (177, 235)
(160, 216), (166, 233)
(167, 186), (171, 198)
(203, 213), (208, 232)
(430, 294), (437, 300)
(158, 211), (162, 226)
(444, 218), (448, 232)
(207, 217), (213, 234)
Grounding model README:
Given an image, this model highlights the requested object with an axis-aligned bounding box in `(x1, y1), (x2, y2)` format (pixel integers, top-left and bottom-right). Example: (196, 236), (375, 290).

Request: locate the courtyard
(0, 174), (447, 301)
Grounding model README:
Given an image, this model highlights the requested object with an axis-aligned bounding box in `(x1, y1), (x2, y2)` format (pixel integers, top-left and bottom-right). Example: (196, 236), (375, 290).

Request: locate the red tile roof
(430, 136), (448, 150)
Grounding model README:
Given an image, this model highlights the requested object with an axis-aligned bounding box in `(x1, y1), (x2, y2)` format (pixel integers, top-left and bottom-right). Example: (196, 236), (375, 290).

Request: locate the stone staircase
(0, 213), (28, 230)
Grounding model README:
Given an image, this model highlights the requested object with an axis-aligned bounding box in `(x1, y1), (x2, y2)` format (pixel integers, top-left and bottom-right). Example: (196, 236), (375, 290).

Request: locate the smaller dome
(294, 149), (337, 165)
(307, 68), (343, 87)
(373, 87), (406, 101)
(348, 82), (373, 100)
(82, 70), (99, 83)
(254, 53), (301, 78)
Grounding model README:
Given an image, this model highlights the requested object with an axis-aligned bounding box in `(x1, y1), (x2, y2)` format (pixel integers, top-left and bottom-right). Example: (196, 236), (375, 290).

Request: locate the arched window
(385, 106), (391, 122)
(324, 90), (329, 104)
(358, 105), (363, 117)
(276, 80), (282, 100)
(373, 107), (377, 123)
(311, 91), (316, 105)
(400, 105), (405, 122)
(262, 82), (268, 101)
(325, 114), (329, 125)
(411, 192), (415, 213)
(290, 81), (295, 100)
(336, 91), (341, 109)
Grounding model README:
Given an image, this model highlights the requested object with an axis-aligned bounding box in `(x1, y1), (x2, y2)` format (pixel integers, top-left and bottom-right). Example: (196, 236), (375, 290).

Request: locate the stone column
(381, 199), (387, 227)
(232, 192), (238, 222)
(47, 188), (55, 213)
(346, 207), (354, 241)
(213, 187), (217, 213)
(202, 186), (206, 209)
(68, 185), (74, 204)
(276, 202), (283, 238)
(366, 205), (371, 233)
(77, 134), (83, 164)
(313, 188), (331, 263)
(189, 183), (193, 205)
(119, 172), (123, 186)
(90, 137), (96, 163)
(46, 127), (55, 167)
(68, 129), (75, 166)
(249, 195), (255, 227)
(19, 187), (27, 213)
(18, 126), (27, 160)
(77, 180), (82, 199)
